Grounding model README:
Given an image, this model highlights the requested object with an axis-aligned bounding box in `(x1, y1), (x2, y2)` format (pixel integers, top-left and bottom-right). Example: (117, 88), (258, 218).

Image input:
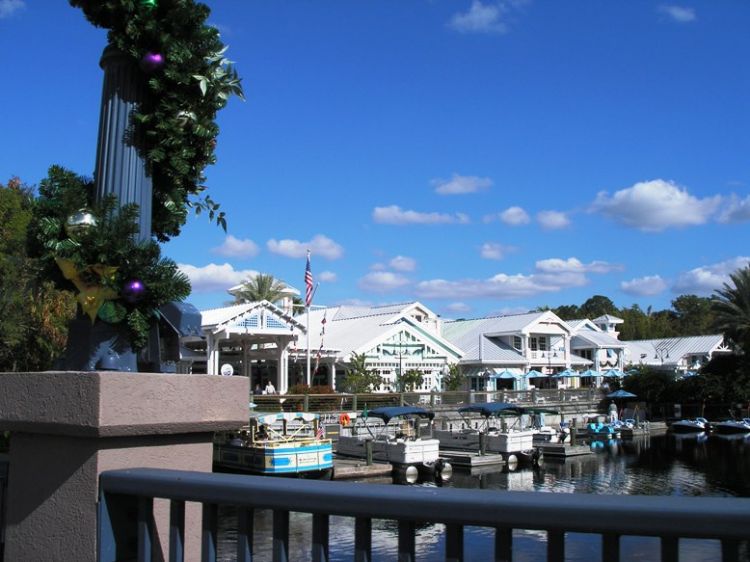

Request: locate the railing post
(365, 439), (373, 466)
(304, 394), (310, 412)
(400, 393), (405, 406)
(353, 394), (358, 412)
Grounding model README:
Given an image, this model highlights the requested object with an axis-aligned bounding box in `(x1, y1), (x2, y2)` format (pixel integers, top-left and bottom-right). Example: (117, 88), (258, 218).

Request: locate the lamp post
(654, 343), (671, 364)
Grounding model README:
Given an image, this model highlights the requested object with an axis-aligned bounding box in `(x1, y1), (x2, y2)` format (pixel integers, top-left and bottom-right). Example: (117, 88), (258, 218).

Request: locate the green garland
(29, 166), (191, 349)
(70, 0), (244, 241)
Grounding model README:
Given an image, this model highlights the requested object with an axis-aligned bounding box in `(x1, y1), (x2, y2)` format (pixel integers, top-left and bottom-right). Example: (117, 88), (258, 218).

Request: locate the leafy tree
(441, 364), (464, 391)
(0, 178), (76, 371)
(578, 295), (618, 320)
(341, 352), (383, 393)
(552, 304), (581, 320)
(232, 273), (289, 304)
(672, 295), (715, 336)
(712, 265), (750, 355)
(397, 369), (424, 392)
(623, 369), (674, 404)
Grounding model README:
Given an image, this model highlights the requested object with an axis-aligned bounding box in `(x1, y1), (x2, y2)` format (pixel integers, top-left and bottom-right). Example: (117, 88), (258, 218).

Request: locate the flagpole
(306, 306), (311, 386)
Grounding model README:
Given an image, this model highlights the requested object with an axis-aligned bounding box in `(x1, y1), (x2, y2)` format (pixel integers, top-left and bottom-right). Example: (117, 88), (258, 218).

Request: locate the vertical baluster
(398, 520), (416, 562)
(169, 500), (185, 562)
(137, 496), (154, 562)
(661, 537), (678, 562)
(237, 507), (254, 562)
(355, 517), (372, 562)
(312, 513), (330, 562)
(602, 533), (620, 562)
(547, 530), (564, 562)
(721, 539), (740, 562)
(202, 503), (218, 562)
(445, 524), (464, 562)
(495, 526), (512, 562)
(273, 509), (290, 562)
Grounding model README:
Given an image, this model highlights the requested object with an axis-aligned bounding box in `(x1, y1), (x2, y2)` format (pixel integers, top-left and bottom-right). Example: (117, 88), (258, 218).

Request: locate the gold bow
(56, 258), (119, 323)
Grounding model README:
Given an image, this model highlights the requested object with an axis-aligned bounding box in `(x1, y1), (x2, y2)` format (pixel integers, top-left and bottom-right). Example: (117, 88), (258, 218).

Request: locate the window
(513, 336), (522, 351)
(530, 336), (548, 352)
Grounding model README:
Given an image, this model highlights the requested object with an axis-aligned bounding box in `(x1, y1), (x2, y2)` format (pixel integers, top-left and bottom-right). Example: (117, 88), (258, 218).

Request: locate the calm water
(217, 433), (750, 561)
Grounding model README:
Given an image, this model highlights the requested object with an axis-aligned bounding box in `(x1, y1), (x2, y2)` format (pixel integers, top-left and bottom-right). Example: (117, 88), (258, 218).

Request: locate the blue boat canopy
(458, 402), (525, 417)
(366, 406), (435, 423)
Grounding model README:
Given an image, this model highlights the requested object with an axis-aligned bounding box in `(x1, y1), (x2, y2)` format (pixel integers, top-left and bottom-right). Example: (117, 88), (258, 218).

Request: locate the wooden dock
(540, 443), (592, 458)
(332, 457), (393, 480)
(439, 449), (506, 469)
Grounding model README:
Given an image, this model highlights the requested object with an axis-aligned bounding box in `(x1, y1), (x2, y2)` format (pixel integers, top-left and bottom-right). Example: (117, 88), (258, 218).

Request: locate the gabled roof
(567, 318), (602, 333)
(571, 331), (625, 349)
(593, 314), (624, 324)
(623, 335), (729, 366)
(294, 302), (461, 359)
(201, 300), (305, 332)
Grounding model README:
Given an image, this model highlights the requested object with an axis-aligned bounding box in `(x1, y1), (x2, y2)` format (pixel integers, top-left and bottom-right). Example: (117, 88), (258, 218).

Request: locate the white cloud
(373, 205), (470, 225)
(432, 173), (492, 195)
(318, 271), (337, 282)
(537, 210), (570, 230)
(672, 257), (750, 295)
(717, 194), (750, 224)
(620, 275), (668, 297)
(211, 235), (259, 258)
(534, 257), (622, 274)
(0, 0), (24, 19)
(658, 5), (696, 23)
(415, 256), (618, 300)
(446, 302), (471, 314)
(267, 234), (343, 260)
(590, 179), (722, 232)
(501, 206), (531, 225)
(178, 263), (259, 293)
(480, 242), (515, 260)
(358, 271), (411, 293)
(448, 1), (508, 34)
(389, 256), (417, 272)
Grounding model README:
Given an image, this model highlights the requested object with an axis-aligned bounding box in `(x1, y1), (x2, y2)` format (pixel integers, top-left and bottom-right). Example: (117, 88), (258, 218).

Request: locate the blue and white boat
(713, 418), (750, 434)
(671, 417), (711, 433)
(214, 412), (333, 478)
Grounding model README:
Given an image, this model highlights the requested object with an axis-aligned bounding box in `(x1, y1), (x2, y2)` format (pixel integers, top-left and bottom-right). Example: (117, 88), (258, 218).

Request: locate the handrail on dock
(98, 467), (750, 562)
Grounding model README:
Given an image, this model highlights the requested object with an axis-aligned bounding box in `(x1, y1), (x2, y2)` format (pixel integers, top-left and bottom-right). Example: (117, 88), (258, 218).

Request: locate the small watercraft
(670, 417), (711, 433)
(214, 412), (333, 478)
(336, 406), (451, 484)
(712, 418), (750, 434)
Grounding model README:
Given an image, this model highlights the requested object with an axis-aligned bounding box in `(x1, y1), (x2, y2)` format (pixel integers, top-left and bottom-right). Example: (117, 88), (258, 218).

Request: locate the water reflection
(218, 434), (750, 561)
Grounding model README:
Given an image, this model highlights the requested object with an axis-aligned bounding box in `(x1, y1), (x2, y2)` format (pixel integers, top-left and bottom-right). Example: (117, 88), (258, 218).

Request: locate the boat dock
(332, 457), (393, 480)
(439, 449), (507, 469)
(540, 443), (593, 458)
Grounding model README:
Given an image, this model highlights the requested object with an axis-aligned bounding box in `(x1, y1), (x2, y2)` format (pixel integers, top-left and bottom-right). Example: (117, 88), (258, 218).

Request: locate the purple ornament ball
(122, 279), (146, 303)
(140, 52), (165, 73)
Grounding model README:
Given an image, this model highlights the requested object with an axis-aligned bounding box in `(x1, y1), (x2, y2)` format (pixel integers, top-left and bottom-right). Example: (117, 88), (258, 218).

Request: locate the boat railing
(97, 466), (750, 562)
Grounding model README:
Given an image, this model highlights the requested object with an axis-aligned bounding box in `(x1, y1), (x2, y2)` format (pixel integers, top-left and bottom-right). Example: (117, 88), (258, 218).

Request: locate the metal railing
(250, 389), (601, 413)
(99, 467), (750, 562)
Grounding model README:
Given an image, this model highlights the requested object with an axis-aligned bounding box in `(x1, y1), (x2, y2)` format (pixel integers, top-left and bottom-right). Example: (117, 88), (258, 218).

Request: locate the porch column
(277, 338), (289, 395)
(242, 340), (250, 379)
(206, 333), (220, 376)
(329, 358), (337, 389)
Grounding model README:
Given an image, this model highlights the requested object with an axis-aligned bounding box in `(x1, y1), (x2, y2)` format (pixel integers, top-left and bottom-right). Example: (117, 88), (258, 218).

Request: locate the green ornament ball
(98, 301), (128, 324)
(140, 0), (158, 9)
(65, 209), (97, 240)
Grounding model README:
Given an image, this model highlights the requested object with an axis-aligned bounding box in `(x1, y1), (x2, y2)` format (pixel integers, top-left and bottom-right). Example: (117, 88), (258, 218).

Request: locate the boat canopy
(458, 403), (525, 417)
(251, 412), (319, 425)
(366, 406), (435, 423)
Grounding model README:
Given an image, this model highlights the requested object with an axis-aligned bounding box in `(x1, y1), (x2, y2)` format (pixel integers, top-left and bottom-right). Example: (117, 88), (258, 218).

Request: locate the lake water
(218, 433), (750, 561)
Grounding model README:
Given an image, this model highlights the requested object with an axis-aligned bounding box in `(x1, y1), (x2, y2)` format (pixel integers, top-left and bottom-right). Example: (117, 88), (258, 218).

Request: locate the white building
(622, 335), (731, 374)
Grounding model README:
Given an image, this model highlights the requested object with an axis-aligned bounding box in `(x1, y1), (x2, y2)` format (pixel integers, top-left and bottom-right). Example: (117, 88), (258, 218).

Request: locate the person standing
(608, 401), (618, 423)
(264, 379), (276, 395)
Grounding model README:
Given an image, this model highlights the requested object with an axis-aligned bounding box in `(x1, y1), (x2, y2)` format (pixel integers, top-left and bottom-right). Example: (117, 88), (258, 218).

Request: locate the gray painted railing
(98, 467), (750, 562)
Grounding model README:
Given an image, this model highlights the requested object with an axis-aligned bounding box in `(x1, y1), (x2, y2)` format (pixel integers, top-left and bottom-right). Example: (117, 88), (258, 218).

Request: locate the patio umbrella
(494, 370), (518, 380)
(606, 389), (636, 399)
(604, 369), (625, 378)
(524, 369), (547, 378)
(580, 369), (600, 378)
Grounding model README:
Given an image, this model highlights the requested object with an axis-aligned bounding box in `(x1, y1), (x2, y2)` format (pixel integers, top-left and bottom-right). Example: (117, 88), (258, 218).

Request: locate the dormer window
(513, 336), (522, 351)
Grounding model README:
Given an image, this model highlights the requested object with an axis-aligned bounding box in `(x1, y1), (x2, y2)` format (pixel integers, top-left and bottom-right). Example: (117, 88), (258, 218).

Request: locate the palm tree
(712, 265), (750, 354)
(231, 273), (289, 304)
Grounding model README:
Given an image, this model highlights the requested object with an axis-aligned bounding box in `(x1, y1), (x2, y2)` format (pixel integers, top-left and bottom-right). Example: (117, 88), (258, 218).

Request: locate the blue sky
(2, 1), (749, 317)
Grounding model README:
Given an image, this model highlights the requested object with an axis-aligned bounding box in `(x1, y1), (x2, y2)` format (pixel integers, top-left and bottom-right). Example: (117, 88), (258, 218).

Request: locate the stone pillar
(0, 372), (248, 562)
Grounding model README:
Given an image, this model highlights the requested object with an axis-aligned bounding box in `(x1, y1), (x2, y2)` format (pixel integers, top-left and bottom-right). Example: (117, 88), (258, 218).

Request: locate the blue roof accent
(458, 402), (525, 417)
(367, 406), (435, 423)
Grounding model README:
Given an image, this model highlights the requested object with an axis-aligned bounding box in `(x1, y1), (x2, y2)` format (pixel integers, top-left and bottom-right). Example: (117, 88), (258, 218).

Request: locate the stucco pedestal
(0, 371), (249, 562)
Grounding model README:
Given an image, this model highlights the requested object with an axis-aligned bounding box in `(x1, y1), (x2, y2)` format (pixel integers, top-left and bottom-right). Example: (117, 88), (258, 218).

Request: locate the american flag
(316, 423), (325, 440)
(305, 251), (314, 307)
